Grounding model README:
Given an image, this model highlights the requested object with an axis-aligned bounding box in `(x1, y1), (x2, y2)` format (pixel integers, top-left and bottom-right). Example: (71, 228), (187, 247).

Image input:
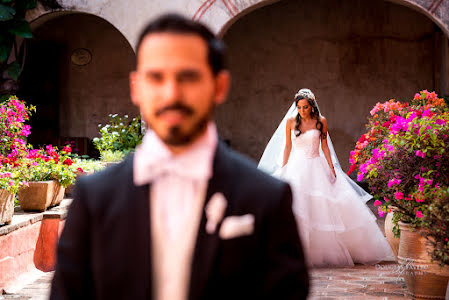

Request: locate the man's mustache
(155, 103), (194, 117)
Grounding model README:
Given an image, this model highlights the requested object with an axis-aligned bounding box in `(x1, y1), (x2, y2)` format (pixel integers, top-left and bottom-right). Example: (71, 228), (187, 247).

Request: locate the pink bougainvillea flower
(395, 191), (404, 200)
(378, 207), (385, 218)
(357, 172), (364, 182)
(415, 194), (425, 203)
(416, 211), (423, 218)
(415, 150), (426, 158)
(374, 200), (382, 207)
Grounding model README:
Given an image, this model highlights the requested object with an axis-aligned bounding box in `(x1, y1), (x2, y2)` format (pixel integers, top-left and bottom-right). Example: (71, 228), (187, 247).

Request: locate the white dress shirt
(133, 122), (218, 300)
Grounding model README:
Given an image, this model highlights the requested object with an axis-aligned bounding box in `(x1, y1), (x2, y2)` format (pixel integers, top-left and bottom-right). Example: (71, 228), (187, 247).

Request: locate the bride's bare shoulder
(320, 115), (327, 124)
(286, 117), (296, 128)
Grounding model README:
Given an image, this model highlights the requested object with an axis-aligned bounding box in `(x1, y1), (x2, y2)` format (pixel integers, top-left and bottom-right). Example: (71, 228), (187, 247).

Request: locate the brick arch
(21, 11), (138, 156)
(190, 0), (449, 37)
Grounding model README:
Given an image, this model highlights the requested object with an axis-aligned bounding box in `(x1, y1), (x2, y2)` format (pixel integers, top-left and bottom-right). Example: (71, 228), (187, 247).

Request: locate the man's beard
(154, 101), (215, 146)
(164, 115), (210, 146)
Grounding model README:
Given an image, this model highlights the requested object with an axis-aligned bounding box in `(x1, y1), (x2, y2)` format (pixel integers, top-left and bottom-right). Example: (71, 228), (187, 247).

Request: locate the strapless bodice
(292, 129), (321, 158)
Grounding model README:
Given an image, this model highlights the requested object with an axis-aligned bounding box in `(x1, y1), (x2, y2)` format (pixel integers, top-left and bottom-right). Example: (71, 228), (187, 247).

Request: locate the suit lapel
(188, 142), (230, 300)
(125, 155), (153, 298)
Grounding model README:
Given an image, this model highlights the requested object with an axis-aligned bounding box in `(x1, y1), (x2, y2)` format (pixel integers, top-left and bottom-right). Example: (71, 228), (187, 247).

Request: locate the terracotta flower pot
(18, 181), (65, 212)
(397, 222), (449, 299)
(0, 189), (14, 226)
(384, 207), (400, 259)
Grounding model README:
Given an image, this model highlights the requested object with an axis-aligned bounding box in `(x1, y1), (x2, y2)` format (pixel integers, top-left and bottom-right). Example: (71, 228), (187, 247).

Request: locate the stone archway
(214, 0), (449, 171)
(19, 12), (138, 155)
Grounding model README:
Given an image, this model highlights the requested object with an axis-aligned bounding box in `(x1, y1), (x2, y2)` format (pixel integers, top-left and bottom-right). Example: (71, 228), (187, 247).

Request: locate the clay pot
(384, 207), (400, 259)
(397, 222), (449, 299)
(0, 189), (14, 226)
(18, 181), (65, 212)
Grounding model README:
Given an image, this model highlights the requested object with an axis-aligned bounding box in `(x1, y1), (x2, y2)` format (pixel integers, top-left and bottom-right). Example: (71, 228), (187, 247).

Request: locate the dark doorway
(19, 40), (64, 148)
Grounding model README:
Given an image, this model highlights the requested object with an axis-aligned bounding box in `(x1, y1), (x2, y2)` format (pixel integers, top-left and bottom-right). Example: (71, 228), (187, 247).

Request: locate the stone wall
(31, 13), (138, 139)
(22, 0), (448, 165)
(218, 0), (441, 170)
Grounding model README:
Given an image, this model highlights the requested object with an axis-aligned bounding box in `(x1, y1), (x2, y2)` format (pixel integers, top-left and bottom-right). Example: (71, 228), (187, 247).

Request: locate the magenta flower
(378, 207), (385, 218)
(20, 125), (31, 137)
(415, 194), (425, 203)
(357, 173), (364, 182)
(435, 119), (447, 126)
(395, 191), (404, 200)
(415, 150), (426, 158)
(416, 211), (423, 218)
(374, 200), (382, 207)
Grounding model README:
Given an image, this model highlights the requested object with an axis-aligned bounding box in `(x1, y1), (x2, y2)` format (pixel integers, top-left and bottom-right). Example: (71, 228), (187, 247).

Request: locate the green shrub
(93, 114), (143, 161)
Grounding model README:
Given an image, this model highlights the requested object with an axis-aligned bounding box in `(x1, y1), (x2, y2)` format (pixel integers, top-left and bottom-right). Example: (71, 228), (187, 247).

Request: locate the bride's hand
(329, 166), (337, 183)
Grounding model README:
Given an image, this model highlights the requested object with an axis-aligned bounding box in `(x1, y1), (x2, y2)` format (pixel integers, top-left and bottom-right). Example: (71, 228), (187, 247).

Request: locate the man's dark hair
(135, 14), (227, 75)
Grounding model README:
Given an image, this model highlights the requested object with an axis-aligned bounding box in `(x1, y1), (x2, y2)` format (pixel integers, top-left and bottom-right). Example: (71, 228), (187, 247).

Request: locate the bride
(258, 88), (393, 267)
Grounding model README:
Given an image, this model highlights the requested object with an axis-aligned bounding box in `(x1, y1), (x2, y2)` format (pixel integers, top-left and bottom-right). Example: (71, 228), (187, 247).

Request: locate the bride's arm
(282, 118), (293, 167)
(320, 117), (337, 178)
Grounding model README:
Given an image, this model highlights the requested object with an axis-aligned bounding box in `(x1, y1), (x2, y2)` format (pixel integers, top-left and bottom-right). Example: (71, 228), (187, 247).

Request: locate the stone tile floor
(309, 262), (410, 299)
(2, 200), (412, 299)
(1, 262), (411, 300)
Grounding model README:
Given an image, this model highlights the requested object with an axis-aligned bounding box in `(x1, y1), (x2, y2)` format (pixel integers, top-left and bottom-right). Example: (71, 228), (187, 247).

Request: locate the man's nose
(162, 79), (181, 102)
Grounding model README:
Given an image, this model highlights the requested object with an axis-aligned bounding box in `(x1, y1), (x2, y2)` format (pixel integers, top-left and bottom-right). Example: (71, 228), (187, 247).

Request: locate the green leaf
(0, 42), (12, 63)
(6, 61), (21, 80)
(419, 126), (425, 135)
(1, 0), (13, 4)
(8, 19), (32, 38)
(0, 3), (15, 21)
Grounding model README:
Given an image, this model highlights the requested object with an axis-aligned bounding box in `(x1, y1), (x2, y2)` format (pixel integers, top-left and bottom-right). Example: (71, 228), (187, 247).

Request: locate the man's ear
(129, 71), (140, 106)
(214, 70), (231, 105)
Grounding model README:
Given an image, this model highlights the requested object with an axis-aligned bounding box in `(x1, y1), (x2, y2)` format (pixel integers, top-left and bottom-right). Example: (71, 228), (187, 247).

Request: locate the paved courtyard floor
(1, 261), (410, 300)
(1, 200), (412, 299)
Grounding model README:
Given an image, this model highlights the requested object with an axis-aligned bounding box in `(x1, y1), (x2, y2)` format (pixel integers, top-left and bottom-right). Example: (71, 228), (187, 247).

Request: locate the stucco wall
(32, 13), (138, 139)
(31, 0), (447, 49)
(218, 0), (440, 170)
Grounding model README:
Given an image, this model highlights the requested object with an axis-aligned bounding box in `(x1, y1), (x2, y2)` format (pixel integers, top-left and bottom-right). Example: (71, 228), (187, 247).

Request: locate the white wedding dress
(278, 129), (393, 267)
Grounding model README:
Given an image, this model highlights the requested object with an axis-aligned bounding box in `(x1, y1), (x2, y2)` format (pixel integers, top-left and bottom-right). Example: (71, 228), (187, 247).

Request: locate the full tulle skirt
(278, 154), (393, 268)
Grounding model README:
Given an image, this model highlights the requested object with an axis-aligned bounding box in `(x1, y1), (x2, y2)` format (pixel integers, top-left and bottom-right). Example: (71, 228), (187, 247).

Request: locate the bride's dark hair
(294, 91), (325, 139)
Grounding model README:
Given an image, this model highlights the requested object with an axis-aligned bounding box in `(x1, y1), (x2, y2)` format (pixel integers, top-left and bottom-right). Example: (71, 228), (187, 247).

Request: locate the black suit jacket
(50, 142), (309, 299)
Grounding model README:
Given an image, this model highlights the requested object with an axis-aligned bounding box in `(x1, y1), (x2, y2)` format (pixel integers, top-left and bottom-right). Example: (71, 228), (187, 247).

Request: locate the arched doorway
(19, 12), (138, 156)
(216, 0), (449, 171)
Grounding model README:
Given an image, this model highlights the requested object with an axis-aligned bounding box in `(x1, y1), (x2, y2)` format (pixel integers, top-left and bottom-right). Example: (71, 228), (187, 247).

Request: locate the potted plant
(93, 114), (143, 166)
(0, 95), (34, 222)
(353, 90), (448, 299)
(0, 166), (23, 225)
(19, 145), (77, 211)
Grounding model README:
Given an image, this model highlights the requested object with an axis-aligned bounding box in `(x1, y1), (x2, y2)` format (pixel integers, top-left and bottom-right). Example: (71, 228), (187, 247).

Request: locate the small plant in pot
(19, 145), (77, 211)
(93, 114), (143, 164)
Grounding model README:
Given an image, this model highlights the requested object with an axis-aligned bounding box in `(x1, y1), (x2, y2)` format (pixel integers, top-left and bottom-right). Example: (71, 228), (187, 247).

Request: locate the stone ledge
(0, 199), (72, 237)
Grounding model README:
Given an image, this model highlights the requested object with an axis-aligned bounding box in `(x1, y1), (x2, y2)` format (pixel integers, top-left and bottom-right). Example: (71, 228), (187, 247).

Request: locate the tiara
(295, 88), (315, 101)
